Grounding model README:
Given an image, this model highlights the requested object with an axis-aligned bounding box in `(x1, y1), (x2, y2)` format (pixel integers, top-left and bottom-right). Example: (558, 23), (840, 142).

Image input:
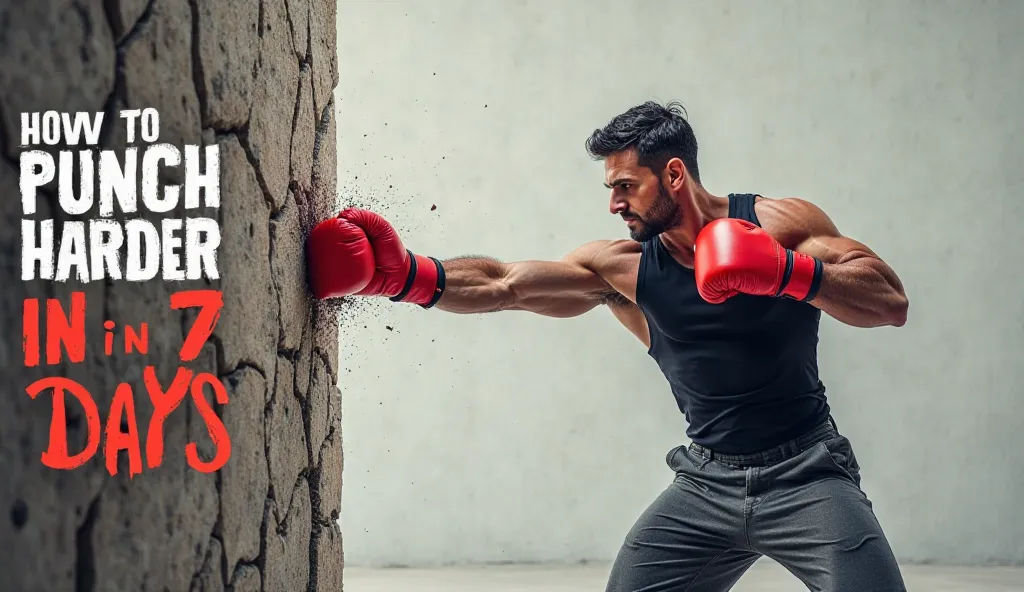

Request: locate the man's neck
(659, 186), (728, 264)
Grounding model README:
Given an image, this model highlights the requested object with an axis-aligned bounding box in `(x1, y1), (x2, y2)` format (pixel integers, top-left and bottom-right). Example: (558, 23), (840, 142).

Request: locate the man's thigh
(606, 447), (759, 592)
(749, 436), (906, 592)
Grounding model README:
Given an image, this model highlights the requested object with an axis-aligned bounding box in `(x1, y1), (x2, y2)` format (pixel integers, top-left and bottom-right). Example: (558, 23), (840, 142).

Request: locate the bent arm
(778, 199), (908, 328)
(435, 242), (616, 317)
(811, 249), (908, 328)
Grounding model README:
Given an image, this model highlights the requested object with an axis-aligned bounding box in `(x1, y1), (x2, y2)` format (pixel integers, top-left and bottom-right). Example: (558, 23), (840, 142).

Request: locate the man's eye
(620, 184), (631, 190)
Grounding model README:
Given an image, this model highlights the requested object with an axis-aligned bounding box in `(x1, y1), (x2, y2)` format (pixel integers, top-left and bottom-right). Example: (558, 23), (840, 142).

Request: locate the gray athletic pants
(606, 419), (906, 591)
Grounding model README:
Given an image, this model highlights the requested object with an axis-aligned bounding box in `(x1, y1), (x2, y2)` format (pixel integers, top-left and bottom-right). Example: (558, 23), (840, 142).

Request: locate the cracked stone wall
(0, 1), (342, 590)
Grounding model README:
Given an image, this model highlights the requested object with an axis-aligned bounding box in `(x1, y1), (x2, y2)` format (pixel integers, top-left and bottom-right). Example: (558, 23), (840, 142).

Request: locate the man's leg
(606, 446), (760, 592)
(748, 435), (906, 592)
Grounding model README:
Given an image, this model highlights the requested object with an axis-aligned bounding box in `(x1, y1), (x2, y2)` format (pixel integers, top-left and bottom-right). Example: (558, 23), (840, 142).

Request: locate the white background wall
(335, 0), (1024, 567)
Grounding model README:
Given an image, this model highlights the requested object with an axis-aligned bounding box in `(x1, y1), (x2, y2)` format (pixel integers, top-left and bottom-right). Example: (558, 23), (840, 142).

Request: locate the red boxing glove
(694, 218), (823, 304)
(337, 208), (445, 307)
(307, 216), (376, 299)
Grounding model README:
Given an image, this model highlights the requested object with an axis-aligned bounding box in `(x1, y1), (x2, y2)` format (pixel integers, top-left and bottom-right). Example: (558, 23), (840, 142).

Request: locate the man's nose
(609, 195), (627, 215)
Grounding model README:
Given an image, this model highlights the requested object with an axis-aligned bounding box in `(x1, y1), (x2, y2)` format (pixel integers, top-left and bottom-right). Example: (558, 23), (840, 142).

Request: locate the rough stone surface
(295, 315), (314, 401)
(219, 367), (269, 576)
(268, 357), (308, 505)
(0, 161), (24, 265)
(272, 193), (310, 351)
(314, 298), (340, 386)
(216, 135), (277, 376)
(287, 0), (310, 59)
(311, 97), (339, 221)
(190, 538), (225, 592)
(311, 523), (345, 592)
(194, 0), (261, 129)
(108, 0), (150, 41)
(0, 159), (105, 592)
(307, 356), (332, 462)
(0, 0), (115, 159)
(248, 0), (300, 211)
(292, 67), (317, 196)
(228, 564), (261, 592)
(89, 403), (220, 591)
(122, 0), (203, 154)
(263, 479), (313, 591)
(0, 1), (342, 589)
(315, 417), (342, 524)
(309, 0), (338, 122)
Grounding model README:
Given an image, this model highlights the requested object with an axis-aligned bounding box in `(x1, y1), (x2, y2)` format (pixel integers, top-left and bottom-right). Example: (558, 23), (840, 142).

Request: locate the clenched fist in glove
(307, 208), (445, 307)
(694, 218), (823, 304)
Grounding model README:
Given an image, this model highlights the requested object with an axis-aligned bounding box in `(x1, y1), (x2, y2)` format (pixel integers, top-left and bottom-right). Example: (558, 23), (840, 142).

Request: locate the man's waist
(688, 416), (837, 467)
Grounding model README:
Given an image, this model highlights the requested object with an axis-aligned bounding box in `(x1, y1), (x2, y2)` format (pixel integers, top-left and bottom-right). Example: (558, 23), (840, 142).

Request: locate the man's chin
(629, 227), (659, 242)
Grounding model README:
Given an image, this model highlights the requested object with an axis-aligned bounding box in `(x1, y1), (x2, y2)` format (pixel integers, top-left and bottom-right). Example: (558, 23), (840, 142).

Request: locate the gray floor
(344, 560), (1024, 591)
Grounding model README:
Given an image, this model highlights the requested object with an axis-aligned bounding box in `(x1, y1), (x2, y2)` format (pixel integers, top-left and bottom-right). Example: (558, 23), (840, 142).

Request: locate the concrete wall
(337, 0), (1024, 568)
(0, 0), (342, 590)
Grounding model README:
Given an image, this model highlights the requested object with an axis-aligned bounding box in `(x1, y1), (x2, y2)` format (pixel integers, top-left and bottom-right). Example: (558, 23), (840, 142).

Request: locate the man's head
(585, 101), (700, 242)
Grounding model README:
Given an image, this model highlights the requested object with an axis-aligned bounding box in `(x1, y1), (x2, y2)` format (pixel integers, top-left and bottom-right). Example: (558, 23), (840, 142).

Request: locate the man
(308, 101), (910, 591)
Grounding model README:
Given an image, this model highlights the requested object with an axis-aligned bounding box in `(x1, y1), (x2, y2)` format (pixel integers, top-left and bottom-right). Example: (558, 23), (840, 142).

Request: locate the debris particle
(385, 326), (393, 331)
(430, 204), (437, 211)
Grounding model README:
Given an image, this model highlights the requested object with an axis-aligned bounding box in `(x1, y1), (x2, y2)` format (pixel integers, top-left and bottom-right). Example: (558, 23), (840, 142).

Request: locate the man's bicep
(503, 256), (611, 301)
(501, 257), (611, 318)
(776, 198), (880, 264)
(797, 234), (880, 265)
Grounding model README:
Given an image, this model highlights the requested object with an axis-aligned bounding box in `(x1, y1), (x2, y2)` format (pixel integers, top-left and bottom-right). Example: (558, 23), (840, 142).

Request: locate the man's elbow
(886, 294), (909, 327)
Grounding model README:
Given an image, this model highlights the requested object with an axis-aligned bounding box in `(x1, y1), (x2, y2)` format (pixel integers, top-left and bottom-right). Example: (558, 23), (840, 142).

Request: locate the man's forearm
(434, 257), (513, 314)
(809, 256), (909, 328)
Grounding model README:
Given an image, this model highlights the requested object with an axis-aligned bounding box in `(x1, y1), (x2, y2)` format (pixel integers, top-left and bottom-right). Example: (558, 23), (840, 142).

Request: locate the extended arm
(436, 242), (619, 317)
(306, 208), (625, 318)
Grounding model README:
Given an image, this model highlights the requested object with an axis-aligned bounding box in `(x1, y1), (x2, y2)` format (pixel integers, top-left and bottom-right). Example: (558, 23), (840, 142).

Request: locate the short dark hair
(585, 101), (700, 184)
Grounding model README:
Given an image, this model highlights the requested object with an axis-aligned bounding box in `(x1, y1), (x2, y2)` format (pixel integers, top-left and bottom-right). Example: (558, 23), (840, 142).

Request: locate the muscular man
(309, 101), (910, 591)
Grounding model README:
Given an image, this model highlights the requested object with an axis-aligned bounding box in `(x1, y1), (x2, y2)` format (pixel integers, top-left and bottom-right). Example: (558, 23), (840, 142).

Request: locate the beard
(625, 183), (683, 242)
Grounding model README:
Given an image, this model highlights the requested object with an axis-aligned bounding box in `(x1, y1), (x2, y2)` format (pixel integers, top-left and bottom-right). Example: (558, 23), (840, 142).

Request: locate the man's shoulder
(571, 240), (642, 307)
(754, 196), (836, 249)
(597, 238), (643, 254)
(577, 239), (641, 267)
(565, 239), (640, 289)
(754, 195), (824, 217)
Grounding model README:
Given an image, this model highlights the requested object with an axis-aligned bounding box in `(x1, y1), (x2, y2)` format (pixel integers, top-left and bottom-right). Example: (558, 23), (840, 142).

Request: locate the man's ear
(663, 157), (687, 188)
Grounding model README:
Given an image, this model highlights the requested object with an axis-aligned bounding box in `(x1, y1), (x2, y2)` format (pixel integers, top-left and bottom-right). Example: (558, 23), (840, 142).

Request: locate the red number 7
(171, 290), (224, 362)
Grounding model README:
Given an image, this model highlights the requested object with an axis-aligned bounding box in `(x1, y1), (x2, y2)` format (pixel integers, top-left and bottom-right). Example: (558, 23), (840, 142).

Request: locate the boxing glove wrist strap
(389, 250), (446, 308)
(774, 250), (824, 302)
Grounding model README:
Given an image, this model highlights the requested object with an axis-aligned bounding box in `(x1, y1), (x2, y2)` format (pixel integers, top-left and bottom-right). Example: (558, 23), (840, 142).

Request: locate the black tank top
(636, 193), (830, 454)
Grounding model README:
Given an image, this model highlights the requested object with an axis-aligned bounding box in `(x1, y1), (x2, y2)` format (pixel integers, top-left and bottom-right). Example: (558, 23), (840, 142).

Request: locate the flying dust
(308, 178), (440, 357)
